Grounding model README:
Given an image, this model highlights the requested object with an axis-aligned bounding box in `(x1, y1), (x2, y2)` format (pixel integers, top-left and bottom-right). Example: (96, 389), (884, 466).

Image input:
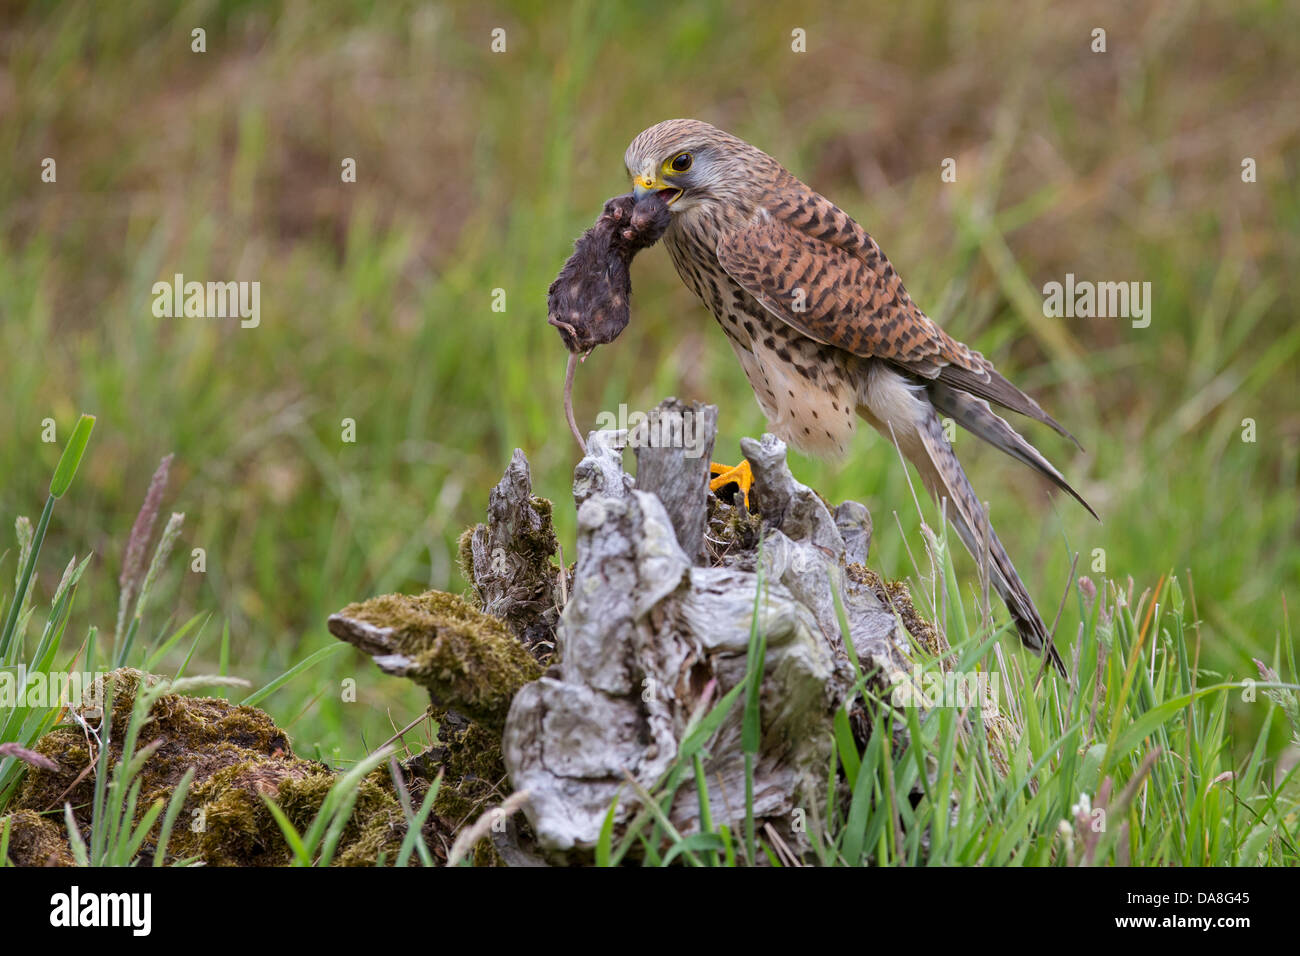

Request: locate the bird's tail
(927, 382), (1098, 521)
(905, 407), (1067, 678)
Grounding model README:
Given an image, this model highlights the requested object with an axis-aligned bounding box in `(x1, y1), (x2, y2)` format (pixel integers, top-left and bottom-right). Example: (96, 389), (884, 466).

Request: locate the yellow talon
(709, 460), (753, 508)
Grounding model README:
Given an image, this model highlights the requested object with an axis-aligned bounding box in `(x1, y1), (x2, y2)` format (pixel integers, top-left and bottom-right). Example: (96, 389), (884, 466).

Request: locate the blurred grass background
(1, 0), (1296, 763)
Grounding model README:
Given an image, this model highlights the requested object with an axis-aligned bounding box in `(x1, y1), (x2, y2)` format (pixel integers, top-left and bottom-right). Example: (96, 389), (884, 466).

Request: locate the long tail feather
(928, 382), (1099, 521)
(936, 363), (1081, 449)
(908, 408), (1067, 677)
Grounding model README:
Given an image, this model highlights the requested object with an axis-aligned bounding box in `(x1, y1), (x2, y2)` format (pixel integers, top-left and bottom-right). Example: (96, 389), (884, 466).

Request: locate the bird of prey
(624, 118), (1096, 676)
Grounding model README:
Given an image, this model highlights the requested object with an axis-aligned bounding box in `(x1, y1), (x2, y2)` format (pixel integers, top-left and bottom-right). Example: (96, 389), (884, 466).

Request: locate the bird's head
(624, 119), (759, 215)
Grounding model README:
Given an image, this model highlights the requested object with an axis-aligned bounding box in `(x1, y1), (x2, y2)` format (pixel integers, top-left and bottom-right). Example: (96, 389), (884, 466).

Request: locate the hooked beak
(633, 175), (683, 206)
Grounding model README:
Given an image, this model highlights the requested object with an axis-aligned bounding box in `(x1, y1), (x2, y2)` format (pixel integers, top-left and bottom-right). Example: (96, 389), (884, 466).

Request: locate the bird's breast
(663, 219), (859, 460)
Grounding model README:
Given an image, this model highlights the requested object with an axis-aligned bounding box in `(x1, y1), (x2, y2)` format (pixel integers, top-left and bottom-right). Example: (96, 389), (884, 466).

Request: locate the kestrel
(624, 119), (1096, 675)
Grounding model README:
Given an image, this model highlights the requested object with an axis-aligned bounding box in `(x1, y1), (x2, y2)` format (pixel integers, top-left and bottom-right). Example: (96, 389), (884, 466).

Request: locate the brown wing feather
(716, 174), (1077, 442)
(715, 193), (974, 376)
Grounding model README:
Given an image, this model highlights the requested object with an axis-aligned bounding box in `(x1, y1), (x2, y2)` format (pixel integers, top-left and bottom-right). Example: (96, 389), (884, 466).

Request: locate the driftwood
(328, 397), (928, 862)
(502, 399), (914, 854)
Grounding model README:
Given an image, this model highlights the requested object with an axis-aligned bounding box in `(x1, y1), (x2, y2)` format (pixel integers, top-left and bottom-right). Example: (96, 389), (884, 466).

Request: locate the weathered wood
(324, 398), (929, 863)
(573, 428), (634, 505)
(463, 448), (561, 656)
(631, 398), (717, 561)
(503, 409), (913, 854)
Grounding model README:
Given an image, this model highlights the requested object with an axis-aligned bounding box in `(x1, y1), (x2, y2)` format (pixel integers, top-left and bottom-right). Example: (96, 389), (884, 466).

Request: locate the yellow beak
(633, 175), (658, 200)
(633, 175), (682, 205)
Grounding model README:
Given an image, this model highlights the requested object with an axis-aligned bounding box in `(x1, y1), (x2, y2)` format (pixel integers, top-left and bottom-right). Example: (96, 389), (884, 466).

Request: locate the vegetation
(1, 1), (1296, 864)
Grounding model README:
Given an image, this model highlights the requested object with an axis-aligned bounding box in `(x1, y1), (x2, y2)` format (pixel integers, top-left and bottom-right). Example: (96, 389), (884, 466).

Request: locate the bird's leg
(708, 460), (753, 508)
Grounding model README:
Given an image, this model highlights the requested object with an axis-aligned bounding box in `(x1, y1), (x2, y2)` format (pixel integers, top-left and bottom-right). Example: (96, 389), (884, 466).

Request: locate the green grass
(0, 414), (96, 807)
(602, 527), (1300, 866)
(2, 423), (1295, 865)
(1, 0), (1297, 795)
(0, 425), (438, 865)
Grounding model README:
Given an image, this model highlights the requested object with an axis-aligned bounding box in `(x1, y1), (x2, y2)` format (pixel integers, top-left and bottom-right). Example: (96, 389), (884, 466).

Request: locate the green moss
(520, 494), (559, 559)
(10, 667), (445, 867)
(16, 668), (296, 828)
(847, 564), (942, 656)
(469, 833), (504, 867)
(456, 527), (480, 609)
(168, 757), (316, 865)
(167, 760), (412, 866)
(0, 809), (76, 866)
(420, 714), (507, 823)
(704, 494), (764, 564)
(336, 590), (543, 729)
(396, 712), (511, 866)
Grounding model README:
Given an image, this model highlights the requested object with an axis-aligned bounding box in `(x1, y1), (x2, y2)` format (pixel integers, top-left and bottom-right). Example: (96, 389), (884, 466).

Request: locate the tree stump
(502, 398), (914, 854)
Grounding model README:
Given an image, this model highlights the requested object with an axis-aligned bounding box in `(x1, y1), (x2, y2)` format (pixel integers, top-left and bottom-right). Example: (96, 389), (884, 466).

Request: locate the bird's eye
(668, 151), (693, 173)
